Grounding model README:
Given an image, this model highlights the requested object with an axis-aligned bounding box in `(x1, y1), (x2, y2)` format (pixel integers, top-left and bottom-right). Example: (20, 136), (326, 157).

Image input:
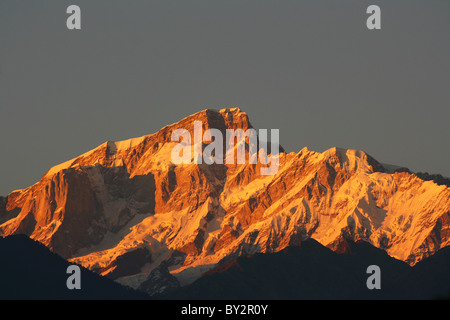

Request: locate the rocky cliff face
(1, 108), (449, 293)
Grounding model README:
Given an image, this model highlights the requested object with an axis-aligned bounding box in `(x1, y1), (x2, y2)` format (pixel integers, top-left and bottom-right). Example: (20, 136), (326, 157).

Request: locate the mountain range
(0, 108), (449, 299)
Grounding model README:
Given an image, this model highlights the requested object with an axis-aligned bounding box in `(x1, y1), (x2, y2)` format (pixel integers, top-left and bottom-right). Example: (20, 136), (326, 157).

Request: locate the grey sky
(1, 0), (449, 195)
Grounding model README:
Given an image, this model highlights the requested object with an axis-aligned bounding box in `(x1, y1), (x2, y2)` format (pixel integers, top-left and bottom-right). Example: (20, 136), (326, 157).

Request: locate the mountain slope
(0, 107), (449, 295)
(0, 235), (148, 299)
(160, 239), (450, 300)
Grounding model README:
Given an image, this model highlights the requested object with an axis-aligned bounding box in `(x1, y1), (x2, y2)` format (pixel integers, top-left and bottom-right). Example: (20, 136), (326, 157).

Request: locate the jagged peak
(321, 147), (385, 173)
(41, 108), (254, 179)
(323, 146), (362, 158)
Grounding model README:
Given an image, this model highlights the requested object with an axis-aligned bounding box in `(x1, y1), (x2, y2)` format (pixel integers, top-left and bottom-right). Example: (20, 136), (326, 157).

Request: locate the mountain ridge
(160, 238), (450, 300)
(0, 234), (148, 299)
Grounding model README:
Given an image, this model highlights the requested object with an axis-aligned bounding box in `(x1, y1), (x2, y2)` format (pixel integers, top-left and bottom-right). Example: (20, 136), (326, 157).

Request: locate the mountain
(0, 107), (449, 297)
(160, 239), (450, 300)
(0, 234), (148, 299)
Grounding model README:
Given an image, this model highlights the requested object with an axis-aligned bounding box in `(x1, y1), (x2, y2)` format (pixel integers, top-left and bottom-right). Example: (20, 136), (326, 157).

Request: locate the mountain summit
(1, 108), (449, 294)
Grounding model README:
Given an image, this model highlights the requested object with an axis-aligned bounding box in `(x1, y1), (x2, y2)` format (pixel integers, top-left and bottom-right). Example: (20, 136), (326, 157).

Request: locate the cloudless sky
(0, 0), (449, 195)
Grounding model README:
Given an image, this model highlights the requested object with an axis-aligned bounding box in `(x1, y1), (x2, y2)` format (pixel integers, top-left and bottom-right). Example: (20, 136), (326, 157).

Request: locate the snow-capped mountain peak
(1, 108), (449, 292)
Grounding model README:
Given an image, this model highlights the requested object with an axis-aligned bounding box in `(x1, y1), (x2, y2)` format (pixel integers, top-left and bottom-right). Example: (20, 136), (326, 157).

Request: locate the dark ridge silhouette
(396, 243), (450, 299)
(415, 172), (450, 188)
(160, 239), (450, 300)
(1, 234), (449, 300)
(0, 235), (149, 300)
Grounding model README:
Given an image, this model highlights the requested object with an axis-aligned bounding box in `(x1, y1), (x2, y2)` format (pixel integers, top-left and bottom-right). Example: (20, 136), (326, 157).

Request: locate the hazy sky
(0, 0), (449, 195)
